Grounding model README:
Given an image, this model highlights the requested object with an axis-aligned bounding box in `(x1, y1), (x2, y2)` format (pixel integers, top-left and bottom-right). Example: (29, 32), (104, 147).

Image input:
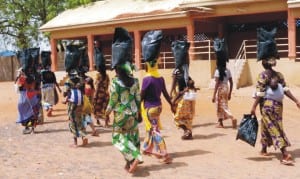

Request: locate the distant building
(40, 0), (300, 88)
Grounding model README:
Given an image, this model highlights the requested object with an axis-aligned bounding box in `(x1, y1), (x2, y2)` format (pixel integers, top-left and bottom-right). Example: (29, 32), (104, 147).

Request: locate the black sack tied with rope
(236, 114), (258, 147)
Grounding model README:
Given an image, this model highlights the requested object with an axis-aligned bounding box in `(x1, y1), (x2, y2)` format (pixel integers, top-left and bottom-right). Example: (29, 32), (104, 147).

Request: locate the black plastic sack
(213, 38), (228, 67)
(41, 51), (51, 68)
(78, 46), (89, 73)
(111, 27), (132, 69)
(257, 27), (279, 61)
(94, 47), (106, 71)
(29, 48), (40, 68)
(65, 45), (80, 72)
(142, 30), (163, 62)
(17, 49), (31, 72)
(171, 40), (190, 68)
(17, 48), (39, 73)
(236, 114), (258, 147)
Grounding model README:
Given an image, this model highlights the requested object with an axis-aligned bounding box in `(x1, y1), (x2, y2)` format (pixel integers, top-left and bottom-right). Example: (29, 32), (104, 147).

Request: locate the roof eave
(288, 0), (300, 8)
(40, 11), (188, 32)
(179, 0), (270, 7)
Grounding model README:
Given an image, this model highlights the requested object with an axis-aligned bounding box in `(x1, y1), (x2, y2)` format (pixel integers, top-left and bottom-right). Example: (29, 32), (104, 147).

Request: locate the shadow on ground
(192, 133), (226, 140)
(133, 162), (188, 177)
(170, 149), (211, 158)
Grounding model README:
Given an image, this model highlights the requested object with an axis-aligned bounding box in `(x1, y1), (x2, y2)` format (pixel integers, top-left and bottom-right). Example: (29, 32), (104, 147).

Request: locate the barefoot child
(63, 55), (88, 147)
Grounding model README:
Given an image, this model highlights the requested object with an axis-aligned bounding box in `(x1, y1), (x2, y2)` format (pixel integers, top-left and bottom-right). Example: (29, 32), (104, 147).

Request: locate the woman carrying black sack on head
(250, 27), (300, 165)
(212, 38), (237, 129)
(40, 51), (61, 117)
(105, 27), (143, 174)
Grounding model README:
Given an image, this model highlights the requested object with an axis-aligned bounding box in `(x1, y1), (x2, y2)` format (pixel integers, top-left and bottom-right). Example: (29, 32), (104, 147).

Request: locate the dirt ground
(1, 81), (300, 179)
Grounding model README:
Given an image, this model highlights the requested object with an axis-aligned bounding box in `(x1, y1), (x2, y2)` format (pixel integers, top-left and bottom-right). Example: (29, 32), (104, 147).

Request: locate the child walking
(63, 69), (88, 147)
(82, 77), (99, 136)
(173, 78), (199, 139)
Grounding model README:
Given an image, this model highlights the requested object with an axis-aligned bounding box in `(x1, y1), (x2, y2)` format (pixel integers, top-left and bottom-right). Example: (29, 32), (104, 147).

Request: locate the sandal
(181, 131), (193, 140)
(23, 127), (32, 134)
(281, 154), (293, 165)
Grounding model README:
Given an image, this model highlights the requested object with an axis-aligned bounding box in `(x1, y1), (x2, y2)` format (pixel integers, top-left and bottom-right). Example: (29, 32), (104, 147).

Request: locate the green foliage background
(0, 0), (97, 49)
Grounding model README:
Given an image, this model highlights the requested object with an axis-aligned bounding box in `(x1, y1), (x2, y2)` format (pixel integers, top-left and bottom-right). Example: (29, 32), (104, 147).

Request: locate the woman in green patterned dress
(105, 62), (143, 173)
(105, 27), (142, 173)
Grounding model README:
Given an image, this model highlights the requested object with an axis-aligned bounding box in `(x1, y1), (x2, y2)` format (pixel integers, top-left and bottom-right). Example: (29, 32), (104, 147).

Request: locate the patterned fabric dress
(216, 83), (233, 120)
(256, 71), (290, 149)
(142, 105), (168, 157)
(106, 77), (142, 163)
(174, 91), (196, 131)
(172, 70), (195, 130)
(93, 72), (110, 119)
(214, 68), (233, 120)
(64, 77), (86, 138)
(141, 76), (168, 158)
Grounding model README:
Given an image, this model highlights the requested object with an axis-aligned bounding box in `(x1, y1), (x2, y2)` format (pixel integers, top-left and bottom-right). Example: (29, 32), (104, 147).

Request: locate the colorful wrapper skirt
(142, 106), (168, 157)
(68, 103), (86, 138)
(216, 83), (233, 120)
(112, 127), (142, 162)
(174, 98), (195, 131)
(260, 99), (290, 149)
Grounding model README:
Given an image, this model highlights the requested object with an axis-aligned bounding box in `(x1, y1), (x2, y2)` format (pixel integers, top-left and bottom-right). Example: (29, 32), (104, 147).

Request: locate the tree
(0, 0), (96, 50)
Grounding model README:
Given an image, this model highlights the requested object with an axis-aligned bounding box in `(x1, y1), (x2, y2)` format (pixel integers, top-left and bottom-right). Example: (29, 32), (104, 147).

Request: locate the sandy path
(1, 81), (300, 179)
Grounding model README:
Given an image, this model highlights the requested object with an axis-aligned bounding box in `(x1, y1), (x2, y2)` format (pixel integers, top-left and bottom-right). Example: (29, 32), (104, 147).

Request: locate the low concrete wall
(242, 58), (300, 87)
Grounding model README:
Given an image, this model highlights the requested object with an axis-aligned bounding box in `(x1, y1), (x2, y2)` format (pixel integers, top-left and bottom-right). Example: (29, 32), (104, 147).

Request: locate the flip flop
(281, 154), (293, 165)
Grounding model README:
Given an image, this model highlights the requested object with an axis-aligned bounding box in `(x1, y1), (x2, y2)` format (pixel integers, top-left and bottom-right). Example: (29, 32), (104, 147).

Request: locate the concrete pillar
(87, 34), (95, 71)
(50, 38), (58, 71)
(134, 30), (142, 69)
(187, 18), (195, 61)
(288, 9), (296, 60)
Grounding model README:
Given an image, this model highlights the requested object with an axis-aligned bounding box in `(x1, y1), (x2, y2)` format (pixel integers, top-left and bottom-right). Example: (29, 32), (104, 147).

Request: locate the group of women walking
(16, 26), (300, 173)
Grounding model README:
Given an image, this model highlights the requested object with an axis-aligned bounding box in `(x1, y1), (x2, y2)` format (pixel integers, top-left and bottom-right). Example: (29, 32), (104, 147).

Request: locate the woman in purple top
(140, 30), (175, 164)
